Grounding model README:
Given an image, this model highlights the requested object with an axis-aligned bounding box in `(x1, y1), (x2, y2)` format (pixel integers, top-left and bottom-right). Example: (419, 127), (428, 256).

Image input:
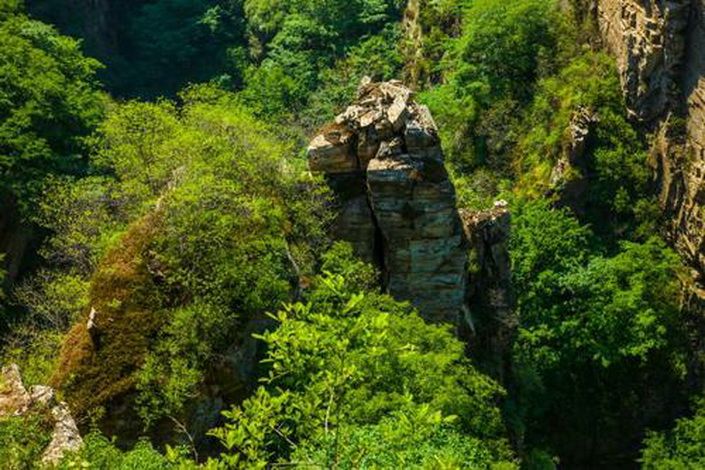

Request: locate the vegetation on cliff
(1, 0), (703, 468)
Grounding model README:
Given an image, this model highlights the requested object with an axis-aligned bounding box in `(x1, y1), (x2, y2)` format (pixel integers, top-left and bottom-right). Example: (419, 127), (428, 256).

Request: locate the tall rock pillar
(308, 80), (468, 325)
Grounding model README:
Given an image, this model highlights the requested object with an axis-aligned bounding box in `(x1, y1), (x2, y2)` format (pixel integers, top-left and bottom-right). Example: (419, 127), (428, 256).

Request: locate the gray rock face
(42, 403), (83, 466)
(595, 0), (690, 121)
(308, 80), (468, 324)
(0, 364), (83, 465)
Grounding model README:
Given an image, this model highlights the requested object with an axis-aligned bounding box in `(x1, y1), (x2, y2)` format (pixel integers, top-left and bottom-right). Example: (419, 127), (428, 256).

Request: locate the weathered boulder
(0, 364), (83, 465)
(308, 79), (468, 324)
(0, 364), (31, 416)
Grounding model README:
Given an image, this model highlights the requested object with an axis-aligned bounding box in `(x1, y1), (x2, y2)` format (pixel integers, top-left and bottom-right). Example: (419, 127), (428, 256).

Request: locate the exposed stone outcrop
(461, 202), (516, 382)
(548, 107), (599, 213)
(308, 80), (468, 324)
(589, 0), (705, 297)
(0, 364), (83, 465)
(595, 0), (690, 121)
(42, 403), (84, 465)
(0, 364), (32, 416)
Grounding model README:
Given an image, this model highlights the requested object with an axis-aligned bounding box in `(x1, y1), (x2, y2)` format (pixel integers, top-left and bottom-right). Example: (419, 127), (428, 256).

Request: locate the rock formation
(308, 79), (517, 342)
(0, 364), (83, 465)
(308, 79), (469, 324)
(461, 202), (515, 382)
(595, 0), (690, 121)
(548, 106), (599, 214)
(588, 1), (705, 297)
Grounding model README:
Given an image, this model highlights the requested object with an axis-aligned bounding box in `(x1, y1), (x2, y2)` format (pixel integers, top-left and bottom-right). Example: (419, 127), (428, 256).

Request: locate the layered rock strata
(308, 80), (468, 324)
(595, 0), (690, 121)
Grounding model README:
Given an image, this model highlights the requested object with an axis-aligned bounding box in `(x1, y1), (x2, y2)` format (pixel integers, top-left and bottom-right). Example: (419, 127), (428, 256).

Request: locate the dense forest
(1, 0), (705, 468)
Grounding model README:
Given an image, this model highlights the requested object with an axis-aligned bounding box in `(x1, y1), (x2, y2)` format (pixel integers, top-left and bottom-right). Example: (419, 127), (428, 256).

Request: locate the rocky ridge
(309, 79), (468, 324)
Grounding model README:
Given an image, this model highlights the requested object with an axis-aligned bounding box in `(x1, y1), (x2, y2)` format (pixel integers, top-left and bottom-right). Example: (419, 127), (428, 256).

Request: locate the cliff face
(590, 0), (705, 288)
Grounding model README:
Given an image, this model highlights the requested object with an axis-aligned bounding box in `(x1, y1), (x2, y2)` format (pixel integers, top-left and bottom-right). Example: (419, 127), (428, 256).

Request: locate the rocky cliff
(308, 80), (515, 342)
(589, 0), (705, 293)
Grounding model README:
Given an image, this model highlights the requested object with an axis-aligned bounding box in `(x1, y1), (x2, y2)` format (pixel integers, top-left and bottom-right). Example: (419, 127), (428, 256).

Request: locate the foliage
(210, 262), (515, 468)
(422, 0), (566, 173)
(515, 51), (652, 238)
(0, 3), (104, 206)
(0, 252), (5, 305)
(3, 0), (703, 467)
(29, 0), (247, 98)
(2, 326), (63, 387)
(238, 0), (405, 121)
(642, 398), (705, 469)
(58, 432), (193, 469)
(510, 200), (688, 463)
(0, 413), (53, 469)
(299, 24), (404, 133)
(293, 407), (517, 469)
(48, 86), (331, 440)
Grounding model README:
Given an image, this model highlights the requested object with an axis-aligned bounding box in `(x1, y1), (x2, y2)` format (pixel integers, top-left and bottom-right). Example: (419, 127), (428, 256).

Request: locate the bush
(642, 398), (705, 469)
(210, 258), (515, 468)
(0, 414), (53, 469)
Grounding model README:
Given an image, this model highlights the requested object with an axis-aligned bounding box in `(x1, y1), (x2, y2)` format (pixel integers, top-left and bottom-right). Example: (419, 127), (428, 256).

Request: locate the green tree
(239, 0), (404, 120)
(515, 52), (653, 239)
(210, 253), (515, 468)
(642, 398), (705, 469)
(0, 2), (104, 206)
(47, 85), (331, 444)
(510, 201), (688, 464)
(421, 0), (566, 173)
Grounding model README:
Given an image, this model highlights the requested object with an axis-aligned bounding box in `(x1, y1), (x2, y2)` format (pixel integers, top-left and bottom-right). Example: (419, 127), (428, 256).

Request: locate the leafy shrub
(0, 413), (53, 469)
(211, 260), (515, 468)
(58, 432), (192, 469)
(510, 201), (688, 463)
(642, 398), (705, 469)
(47, 87), (331, 442)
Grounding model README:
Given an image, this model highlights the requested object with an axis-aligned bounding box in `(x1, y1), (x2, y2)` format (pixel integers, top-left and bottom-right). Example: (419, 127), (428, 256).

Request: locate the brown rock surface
(308, 79), (468, 324)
